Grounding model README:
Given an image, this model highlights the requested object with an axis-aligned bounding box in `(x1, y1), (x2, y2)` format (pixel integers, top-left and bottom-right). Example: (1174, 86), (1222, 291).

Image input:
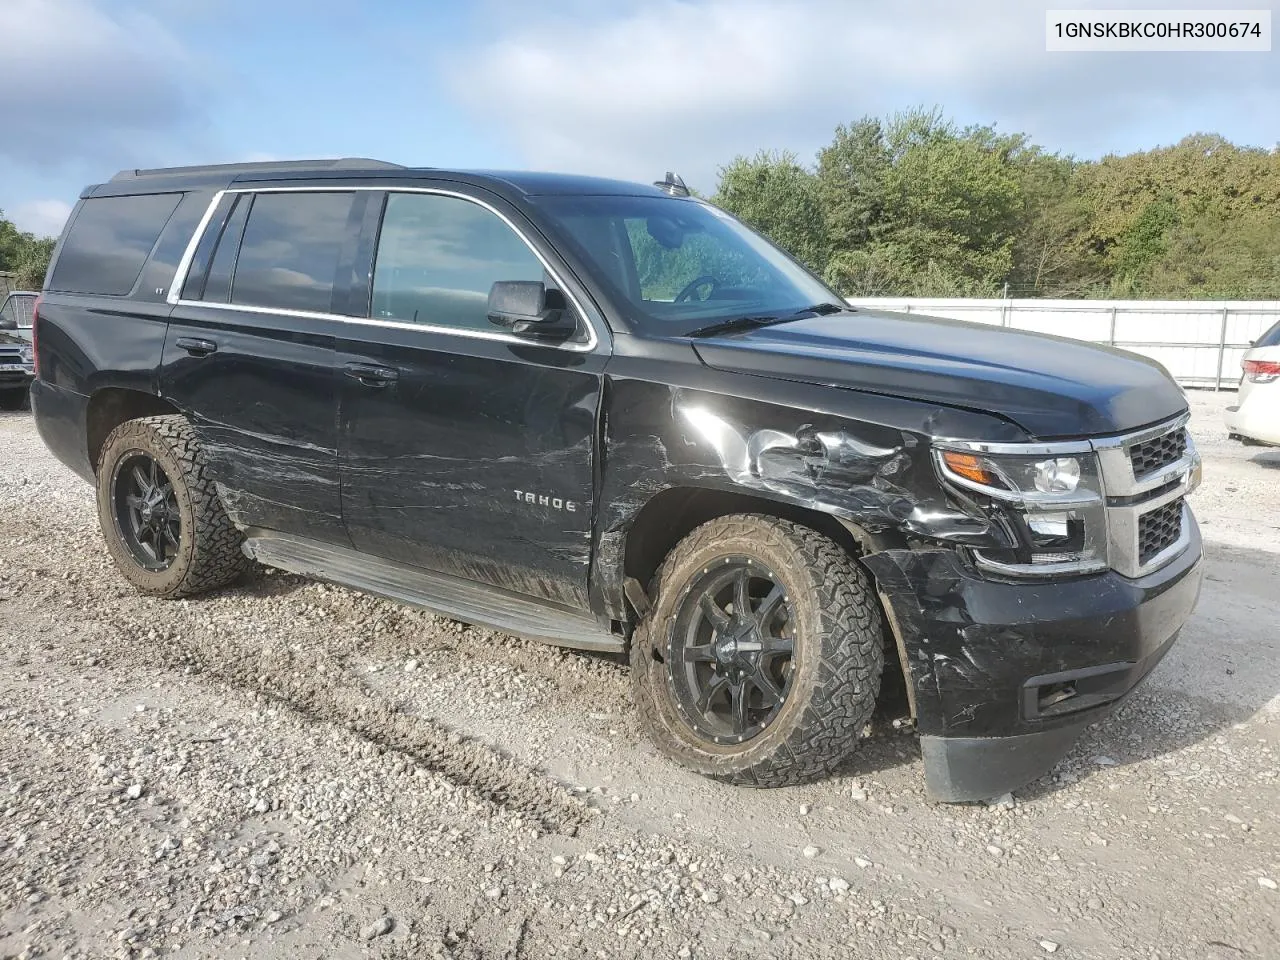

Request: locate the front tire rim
(667, 556), (796, 745)
(112, 452), (181, 572)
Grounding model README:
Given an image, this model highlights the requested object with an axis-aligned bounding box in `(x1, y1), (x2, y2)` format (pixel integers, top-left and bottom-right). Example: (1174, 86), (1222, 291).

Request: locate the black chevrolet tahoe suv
(30, 159), (1204, 801)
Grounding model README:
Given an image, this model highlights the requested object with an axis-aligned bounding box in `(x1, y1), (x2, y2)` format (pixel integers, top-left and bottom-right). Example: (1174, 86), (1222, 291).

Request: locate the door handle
(343, 362), (399, 387)
(174, 337), (218, 357)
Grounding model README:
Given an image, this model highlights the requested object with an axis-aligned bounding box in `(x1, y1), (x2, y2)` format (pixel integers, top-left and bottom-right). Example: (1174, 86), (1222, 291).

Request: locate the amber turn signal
(940, 451), (998, 487)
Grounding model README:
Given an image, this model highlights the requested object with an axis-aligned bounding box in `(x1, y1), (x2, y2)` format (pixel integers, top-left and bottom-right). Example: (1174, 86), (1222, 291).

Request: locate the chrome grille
(1137, 500), (1183, 565)
(1094, 414), (1198, 578)
(1129, 429), (1187, 478)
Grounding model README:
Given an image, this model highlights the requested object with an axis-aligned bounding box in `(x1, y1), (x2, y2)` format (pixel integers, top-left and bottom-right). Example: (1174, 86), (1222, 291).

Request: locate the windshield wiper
(685, 314), (790, 338)
(799, 302), (849, 316)
(685, 302), (852, 338)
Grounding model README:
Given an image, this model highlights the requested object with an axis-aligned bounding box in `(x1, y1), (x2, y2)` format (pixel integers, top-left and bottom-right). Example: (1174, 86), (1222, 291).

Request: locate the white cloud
(10, 200), (74, 239)
(0, 0), (203, 166)
(452, 0), (1280, 190)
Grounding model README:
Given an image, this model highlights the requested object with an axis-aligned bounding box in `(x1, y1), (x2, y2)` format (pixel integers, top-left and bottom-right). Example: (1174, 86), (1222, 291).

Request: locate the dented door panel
(160, 305), (348, 544)
(338, 328), (605, 610)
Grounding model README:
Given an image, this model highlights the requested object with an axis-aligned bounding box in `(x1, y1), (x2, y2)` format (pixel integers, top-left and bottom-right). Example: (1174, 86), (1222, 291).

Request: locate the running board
(242, 532), (622, 652)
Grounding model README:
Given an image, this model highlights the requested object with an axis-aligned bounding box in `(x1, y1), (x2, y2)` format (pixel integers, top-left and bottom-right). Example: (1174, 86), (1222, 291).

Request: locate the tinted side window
(135, 192), (209, 303)
(231, 192), (355, 313)
(371, 192), (544, 331)
(49, 193), (182, 296)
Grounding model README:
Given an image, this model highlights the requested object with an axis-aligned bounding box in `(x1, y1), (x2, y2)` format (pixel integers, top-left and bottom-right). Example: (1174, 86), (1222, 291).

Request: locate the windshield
(532, 195), (841, 335)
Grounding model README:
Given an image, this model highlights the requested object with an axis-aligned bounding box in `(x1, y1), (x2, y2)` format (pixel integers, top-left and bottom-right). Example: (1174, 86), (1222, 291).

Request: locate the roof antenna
(654, 171), (690, 197)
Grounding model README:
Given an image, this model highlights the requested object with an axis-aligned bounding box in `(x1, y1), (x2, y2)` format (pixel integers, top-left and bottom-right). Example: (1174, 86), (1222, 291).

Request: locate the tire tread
(97, 414), (247, 598)
(631, 514), (884, 787)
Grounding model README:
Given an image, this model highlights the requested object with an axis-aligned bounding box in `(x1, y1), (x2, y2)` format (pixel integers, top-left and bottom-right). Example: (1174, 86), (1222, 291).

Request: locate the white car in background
(1226, 318), (1280, 447)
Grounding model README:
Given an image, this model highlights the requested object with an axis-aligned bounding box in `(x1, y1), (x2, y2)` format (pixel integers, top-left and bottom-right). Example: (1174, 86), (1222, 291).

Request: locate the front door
(337, 189), (606, 610)
(161, 188), (363, 544)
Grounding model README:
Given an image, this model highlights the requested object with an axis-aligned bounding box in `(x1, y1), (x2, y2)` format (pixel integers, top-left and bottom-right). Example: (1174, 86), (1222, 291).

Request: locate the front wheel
(630, 514), (884, 786)
(96, 415), (249, 598)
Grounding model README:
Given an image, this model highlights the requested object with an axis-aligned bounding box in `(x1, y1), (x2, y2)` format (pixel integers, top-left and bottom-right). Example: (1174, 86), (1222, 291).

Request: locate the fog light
(1033, 458), (1080, 493)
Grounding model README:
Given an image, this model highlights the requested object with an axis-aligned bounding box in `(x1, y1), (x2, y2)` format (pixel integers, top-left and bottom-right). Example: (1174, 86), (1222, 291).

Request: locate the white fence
(844, 298), (1280, 390)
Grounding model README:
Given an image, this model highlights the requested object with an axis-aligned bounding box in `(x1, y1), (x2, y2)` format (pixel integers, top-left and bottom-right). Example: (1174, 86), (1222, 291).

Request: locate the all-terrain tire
(96, 414), (249, 598)
(630, 514), (884, 786)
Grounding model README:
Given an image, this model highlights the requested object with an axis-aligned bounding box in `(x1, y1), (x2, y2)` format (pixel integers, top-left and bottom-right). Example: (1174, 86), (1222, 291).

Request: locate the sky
(2, 0), (1278, 238)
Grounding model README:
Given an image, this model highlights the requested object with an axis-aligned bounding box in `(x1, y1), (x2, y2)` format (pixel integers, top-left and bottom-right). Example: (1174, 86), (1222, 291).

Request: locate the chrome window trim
(167, 193), (224, 304)
(166, 186), (602, 354)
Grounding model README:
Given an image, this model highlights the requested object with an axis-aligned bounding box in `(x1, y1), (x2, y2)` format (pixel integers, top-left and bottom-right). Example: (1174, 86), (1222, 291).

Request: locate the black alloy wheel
(631, 514), (884, 787)
(112, 452), (181, 571)
(668, 557), (796, 745)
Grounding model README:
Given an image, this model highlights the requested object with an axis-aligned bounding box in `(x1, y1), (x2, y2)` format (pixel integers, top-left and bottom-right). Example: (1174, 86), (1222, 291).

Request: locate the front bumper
(0, 368), (33, 389)
(864, 512), (1203, 801)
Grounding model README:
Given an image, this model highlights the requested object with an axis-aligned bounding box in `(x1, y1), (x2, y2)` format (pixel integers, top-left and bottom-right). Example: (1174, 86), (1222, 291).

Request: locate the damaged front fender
(592, 374), (1024, 619)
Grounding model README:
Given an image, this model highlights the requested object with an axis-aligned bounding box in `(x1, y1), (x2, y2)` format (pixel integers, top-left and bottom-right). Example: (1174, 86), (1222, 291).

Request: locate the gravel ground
(1, 391), (1277, 960)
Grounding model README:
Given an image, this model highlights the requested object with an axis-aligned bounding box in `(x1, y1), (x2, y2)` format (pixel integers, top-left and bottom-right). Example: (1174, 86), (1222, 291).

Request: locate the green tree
(14, 237), (55, 289)
(1008, 152), (1105, 296)
(1113, 196), (1180, 291)
(714, 113), (1280, 300)
(817, 117), (889, 253)
(0, 210), (55, 290)
(878, 111), (1023, 292)
(712, 150), (829, 272)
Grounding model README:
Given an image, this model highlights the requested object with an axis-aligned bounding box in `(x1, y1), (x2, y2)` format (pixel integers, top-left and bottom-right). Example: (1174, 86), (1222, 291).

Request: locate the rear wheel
(96, 415), (249, 598)
(630, 514), (884, 786)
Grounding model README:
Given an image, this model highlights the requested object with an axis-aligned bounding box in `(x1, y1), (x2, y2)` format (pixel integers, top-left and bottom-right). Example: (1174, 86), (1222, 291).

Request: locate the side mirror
(0, 315), (16, 331)
(487, 281), (576, 340)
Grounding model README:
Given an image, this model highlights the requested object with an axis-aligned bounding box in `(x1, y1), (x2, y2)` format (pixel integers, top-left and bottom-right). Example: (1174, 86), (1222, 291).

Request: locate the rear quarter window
(49, 193), (182, 296)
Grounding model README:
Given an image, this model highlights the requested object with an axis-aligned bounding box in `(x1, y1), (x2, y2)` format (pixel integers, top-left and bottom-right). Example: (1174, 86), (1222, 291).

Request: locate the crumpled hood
(691, 310), (1187, 438)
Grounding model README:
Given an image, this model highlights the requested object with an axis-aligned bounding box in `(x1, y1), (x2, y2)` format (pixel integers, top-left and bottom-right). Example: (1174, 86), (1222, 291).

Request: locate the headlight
(934, 445), (1108, 577)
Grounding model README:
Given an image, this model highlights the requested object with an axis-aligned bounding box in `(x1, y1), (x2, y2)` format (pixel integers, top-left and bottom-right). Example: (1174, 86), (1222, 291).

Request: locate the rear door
(160, 188), (366, 544)
(336, 188), (608, 610)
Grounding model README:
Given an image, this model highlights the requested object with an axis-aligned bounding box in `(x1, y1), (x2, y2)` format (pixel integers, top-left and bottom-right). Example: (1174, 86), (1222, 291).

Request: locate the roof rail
(109, 158), (405, 181)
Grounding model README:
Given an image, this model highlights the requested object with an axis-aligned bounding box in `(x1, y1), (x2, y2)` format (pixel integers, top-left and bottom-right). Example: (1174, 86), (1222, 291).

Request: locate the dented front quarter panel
(592, 338), (1032, 619)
